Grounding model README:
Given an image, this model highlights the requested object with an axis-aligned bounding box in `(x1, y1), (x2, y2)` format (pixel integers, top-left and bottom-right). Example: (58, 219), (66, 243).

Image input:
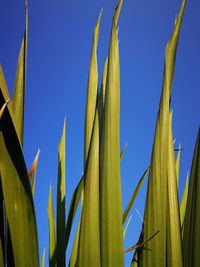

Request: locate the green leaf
(123, 165), (149, 224)
(0, 99), (9, 119)
(139, 1), (185, 266)
(12, 2), (28, 147)
(65, 175), (84, 250)
(57, 119), (66, 267)
(48, 184), (56, 267)
(84, 9), (102, 166)
(0, 67), (39, 267)
(41, 248), (46, 267)
(98, 57), (108, 135)
(120, 143), (128, 161)
(29, 148), (40, 197)
(65, 130), (127, 257)
(0, 66), (11, 100)
(69, 220), (81, 267)
(77, 110), (100, 267)
(123, 215), (132, 239)
(180, 175), (189, 228)
(175, 144), (181, 185)
(69, 190), (83, 267)
(100, 1), (124, 266)
(166, 112), (183, 267)
(130, 259), (137, 267)
(183, 128), (200, 267)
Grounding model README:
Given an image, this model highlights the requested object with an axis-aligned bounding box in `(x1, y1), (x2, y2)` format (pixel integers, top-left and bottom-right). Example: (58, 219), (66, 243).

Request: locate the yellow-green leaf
(12, 2), (28, 147)
(175, 144), (181, 185)
(183, 128), (200, 267)
(57, 119), (66, 267)
(69, 220), (81, 267)
(0, 67), (39, 267)
(69, 190), (83, 267)
(84, 9), (102, 166)
(139, 1), (185, 266)
(180, 175), (189, 228)
(41, 248), (46, 267)
(120, 143), (128, 161)
(166, 112), (183, 267)
(29, 148), (40, 197)
(48, 184), (56, 267)
(100, 1), (124, 266)
(77, 110), (100, 267)
(98, 57), (108, 135)
(123, 215), (132, 239)
(65, 175), (84, 250)
(123, 165), (149, 224)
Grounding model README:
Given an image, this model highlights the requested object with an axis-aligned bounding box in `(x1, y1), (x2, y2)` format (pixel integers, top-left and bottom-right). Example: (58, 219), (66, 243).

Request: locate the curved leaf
(139, 2), (185, 266)
(183, 128), (200, 267)
(123, 165), (149, 224)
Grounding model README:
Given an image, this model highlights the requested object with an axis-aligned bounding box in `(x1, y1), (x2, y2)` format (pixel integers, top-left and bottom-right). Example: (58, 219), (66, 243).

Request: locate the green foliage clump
(0, 1), (199, 267)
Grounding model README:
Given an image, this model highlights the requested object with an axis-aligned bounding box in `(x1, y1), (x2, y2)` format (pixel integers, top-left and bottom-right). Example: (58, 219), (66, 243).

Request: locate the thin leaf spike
(48, 184), (56, 267)
(0, 99), (9, 119)
(77, 108), (100, 267)
(166, 112), (183, 267)
(29, 148), (40, 197)
(98, 57), (108, 136)
(183, 128), (200, 267)
(56, 119), (66, 267)
(84, 10), (102, 167)
(69, 190), (83, 267)
(0, 64), (39, 267)
(120, 142), (128, 161)
(65, 175), (84, 250)
(123, 165), (149, 224)
(175, 143), (181, 185)
(69, 219), (81, 267)
(114, 0), (123, 25)
(123, 215), (132, 239)
(180, 174), (189, 227)
(100, 1), (124, 266)
(139, 1), (185, 266)
(41, 248), (46, 267)
(12, 2), (28, 146)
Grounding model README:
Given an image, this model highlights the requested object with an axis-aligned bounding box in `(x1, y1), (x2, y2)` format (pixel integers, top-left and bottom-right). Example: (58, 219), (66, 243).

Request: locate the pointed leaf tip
(28, 148), (40, 179)
(0, 99), (9, 119)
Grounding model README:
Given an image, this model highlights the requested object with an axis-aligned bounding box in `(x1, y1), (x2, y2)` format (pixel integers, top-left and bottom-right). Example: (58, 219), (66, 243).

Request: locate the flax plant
(1, 1), (200, 267)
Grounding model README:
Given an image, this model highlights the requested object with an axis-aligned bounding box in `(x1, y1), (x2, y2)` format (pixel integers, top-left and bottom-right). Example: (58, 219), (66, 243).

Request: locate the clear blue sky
(0, 0), (199, 266)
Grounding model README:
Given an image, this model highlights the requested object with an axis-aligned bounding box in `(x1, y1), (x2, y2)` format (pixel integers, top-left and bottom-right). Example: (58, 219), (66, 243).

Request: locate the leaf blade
(56, 119), (66, 267)
(183, 128), (200, 267)
(48, 184), (56, 267)
(100, 1), (124, 266)
(12, 2), (28, 146)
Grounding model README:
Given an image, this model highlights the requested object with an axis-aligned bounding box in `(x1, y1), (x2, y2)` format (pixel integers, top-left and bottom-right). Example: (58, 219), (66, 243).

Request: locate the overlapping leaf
(183, 128), (200, 267)
(0, 67), (39, 267)
(139, 1), (185, 266)
(123, 165), (149, 224)
(12, 1), (28, 147)
(100, 1), (124, 266)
